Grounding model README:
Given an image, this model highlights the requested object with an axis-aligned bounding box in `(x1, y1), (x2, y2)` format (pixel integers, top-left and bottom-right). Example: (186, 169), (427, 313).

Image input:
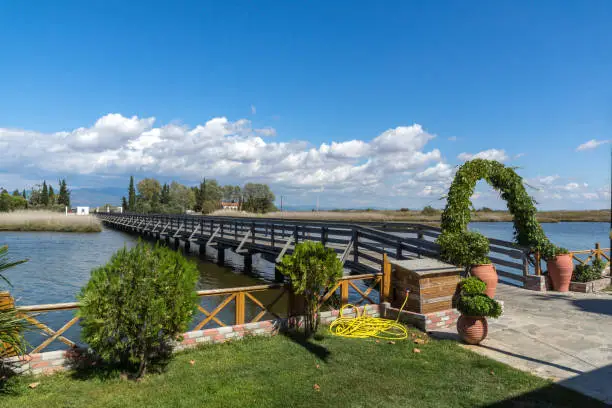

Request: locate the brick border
(380, 302), (459, 331)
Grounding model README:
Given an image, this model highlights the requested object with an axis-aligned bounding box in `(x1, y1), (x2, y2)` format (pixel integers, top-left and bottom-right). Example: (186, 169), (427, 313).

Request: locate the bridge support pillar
(199, 243), (206, 257)
(174, 238), (180, 250)
(164, 236), (171, 246)
(274, 265), (284, 283)
(184, 240), (191, 253)
(217, 245), (225, 266)
(243, 251), (253, 274)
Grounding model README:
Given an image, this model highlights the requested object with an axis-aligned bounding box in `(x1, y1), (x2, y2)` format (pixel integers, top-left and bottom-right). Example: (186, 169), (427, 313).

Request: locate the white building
(76, 206), (90, 215)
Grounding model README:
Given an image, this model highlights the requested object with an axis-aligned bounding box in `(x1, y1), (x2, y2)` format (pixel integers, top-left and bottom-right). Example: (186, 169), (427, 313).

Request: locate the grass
(1, 330), (604, 408)
(210, 209), (610, 224)
(0, 211), (102, 232)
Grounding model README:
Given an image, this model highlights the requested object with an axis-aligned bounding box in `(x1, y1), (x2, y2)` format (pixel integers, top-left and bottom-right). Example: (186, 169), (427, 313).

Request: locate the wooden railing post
(522, 252), (529, 277)
(340, 280), (349, 305)
(235, 291), (245, 325)
(595, 242), (601, 261)
(382, 254), (391, 302)
(321, 227), (328, 246)
(271, 224), (275, 248)
(535, 251), (542, 276)
(352, 229), (359, 264)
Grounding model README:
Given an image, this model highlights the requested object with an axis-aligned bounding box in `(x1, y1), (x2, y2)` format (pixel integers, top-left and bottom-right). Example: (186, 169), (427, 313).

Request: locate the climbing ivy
(439, 159), (551, 256)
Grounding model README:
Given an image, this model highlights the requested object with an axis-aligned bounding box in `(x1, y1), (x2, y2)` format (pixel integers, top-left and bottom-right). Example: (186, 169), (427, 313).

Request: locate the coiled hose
(328, 295), (409, 340)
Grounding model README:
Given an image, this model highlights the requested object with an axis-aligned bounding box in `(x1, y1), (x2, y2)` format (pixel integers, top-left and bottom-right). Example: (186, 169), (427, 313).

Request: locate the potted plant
(541, 243), (572, 292)
(456, 277), (502, 345)
(438, 231), (498, 298)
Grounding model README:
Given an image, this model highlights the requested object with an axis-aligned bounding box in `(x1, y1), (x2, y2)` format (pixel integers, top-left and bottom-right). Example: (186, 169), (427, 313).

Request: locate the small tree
(277, 241), (343, 336)
(128, 176), (136, 211)
(41, 181), (49, 206)
(78, 242), (198, 378)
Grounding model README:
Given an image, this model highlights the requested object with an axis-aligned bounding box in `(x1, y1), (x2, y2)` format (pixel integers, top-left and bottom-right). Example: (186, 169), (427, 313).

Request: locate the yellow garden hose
(328, 295), (409, 340)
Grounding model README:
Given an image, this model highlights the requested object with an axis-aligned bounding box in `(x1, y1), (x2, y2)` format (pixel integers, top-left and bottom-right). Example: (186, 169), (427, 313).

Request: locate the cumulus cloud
(0, 114), (442, 192)
(457, 149), (508, 162)
(576, 139), (609, 151)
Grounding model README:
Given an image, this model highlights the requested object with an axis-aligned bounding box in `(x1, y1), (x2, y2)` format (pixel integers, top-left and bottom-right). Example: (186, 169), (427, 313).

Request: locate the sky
(0, 1), (610, 210)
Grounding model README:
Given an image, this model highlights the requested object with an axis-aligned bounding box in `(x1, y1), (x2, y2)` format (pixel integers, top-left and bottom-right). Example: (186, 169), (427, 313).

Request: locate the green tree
(11, 189), (20, 197)
(21, 190), (26, 200)
(48, 185), (55, 205)
(78, 242), (198, 378)
(57, 179), (71, 208)
(137, 178), (162, 203)
(170, 182), (196, 212)
(41, 181), (49, 206)
(242, 183), (276, 213)
(128, 176), (136, 211)
(122, 196), (128, 211)
(277, 241), (343, 336)
(160, 183), (171, 205)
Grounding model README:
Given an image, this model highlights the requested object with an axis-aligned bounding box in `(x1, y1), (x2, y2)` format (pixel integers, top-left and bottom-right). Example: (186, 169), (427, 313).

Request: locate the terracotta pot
(470, 264), (498, 298)
(457, 315), (488, 345)
(547, 254), (573, 292)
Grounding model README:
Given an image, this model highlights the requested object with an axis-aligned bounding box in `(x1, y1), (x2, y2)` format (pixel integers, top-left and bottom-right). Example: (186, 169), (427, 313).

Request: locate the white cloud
(576, 139), (609, 151)
(514, 153), (526, 159)
(448, 136), (457, 142)
(0, 114), (442, 192)
(457, 149), (508, 162)
(415, 162), (454, 181)
(537, 175), (559, 185)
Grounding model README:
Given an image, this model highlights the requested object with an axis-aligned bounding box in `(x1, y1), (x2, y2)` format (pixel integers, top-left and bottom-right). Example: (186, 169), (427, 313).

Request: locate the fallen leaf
(413, 348), (421, 353)
(414, 338), (426, 345)
(189, 360), (195, 366)
(316, 364), (320, 369)
(388, 341), (396, 345)
(313, 384), (320, 391)
(375, 340), (380, 343)
(28, 382), (40, 389)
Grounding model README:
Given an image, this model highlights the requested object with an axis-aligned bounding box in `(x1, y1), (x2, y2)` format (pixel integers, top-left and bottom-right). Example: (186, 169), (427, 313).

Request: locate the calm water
(0, 222), (608, 350)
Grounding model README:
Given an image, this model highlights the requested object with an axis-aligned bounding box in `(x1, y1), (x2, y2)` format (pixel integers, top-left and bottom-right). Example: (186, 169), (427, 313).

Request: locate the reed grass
(0, 211), (102, 232)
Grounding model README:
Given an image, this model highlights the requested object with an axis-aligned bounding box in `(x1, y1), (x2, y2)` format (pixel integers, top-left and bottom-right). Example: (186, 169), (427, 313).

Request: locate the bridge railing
(97, 213), (532, 285)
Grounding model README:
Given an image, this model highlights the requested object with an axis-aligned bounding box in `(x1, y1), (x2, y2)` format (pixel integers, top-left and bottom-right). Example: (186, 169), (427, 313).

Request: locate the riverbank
(2, 331), (604, 408)
(0, 211), (101, 232)
(211, 209), (611, 223)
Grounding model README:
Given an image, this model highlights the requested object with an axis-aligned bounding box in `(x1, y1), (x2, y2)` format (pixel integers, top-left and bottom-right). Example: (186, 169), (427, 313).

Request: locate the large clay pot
(457, 315), (488, 345)
(547, 254), (573, 292)
(470, 264), (498, 298)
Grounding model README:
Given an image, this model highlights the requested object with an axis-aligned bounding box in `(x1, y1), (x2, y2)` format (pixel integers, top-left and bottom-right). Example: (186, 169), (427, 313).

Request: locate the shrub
(0, 246), (28, 364)
(78, 241), (199, 378)
(456, 277), (502, 318)
(437, 231), (490, 267)
(572, 259), (606, 283)
(277, 241), (343, 337)
(421, 205), (439, 216)
(540, 242), (569, 261)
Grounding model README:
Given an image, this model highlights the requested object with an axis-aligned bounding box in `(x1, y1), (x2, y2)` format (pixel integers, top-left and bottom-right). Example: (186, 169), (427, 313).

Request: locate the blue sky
(0, 1), (610, 209)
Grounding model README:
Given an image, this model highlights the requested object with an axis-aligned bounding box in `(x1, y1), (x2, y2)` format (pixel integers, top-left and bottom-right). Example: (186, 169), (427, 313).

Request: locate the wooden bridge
(96, 213), (533, 285)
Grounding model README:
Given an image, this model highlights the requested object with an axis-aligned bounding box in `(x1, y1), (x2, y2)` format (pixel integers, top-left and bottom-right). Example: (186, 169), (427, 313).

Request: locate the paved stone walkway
(434, 284), (612, 404)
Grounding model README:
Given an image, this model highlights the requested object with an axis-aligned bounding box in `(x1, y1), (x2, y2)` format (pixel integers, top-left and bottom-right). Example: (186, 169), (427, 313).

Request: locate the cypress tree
(41, 181), (49, 206)
(128, 176), (136, 211)
(22, 190), (26, 200)
(58, 179), (70, 208)
(48, 185), (55, 204)
(160, 183), (170, 205)
(122, 196), (128, 211)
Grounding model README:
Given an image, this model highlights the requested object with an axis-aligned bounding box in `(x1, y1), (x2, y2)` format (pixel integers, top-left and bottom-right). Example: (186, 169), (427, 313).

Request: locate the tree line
(0, 179), (70, 212)
(121, 176), (276, 214)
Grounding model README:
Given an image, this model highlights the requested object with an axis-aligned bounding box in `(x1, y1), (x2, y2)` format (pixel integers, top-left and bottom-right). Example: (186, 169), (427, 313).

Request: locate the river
(0, 222), (608, 351)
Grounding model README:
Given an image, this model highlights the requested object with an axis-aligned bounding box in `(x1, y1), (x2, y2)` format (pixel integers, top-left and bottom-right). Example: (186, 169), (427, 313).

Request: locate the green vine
(438, 159), (554, 262)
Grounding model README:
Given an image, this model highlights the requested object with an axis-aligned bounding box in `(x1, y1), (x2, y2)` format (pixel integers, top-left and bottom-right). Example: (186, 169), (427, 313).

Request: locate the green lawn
(0, 330), (605, 408)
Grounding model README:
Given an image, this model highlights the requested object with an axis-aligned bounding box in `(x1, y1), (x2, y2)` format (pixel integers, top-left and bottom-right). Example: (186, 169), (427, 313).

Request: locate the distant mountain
(71, 187), (125, 207)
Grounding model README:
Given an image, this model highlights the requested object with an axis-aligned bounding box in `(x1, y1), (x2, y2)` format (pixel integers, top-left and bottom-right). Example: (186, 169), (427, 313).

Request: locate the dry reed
(0, 211), (102, 232)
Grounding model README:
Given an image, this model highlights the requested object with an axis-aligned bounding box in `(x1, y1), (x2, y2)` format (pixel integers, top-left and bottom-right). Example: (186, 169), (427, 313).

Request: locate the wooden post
(234, 222), (238, 241)
(341, 280), (349, 305)
(251, 222), (256, 244)
(535, 252), (542, 276)
(396, 239), (402, 260)
(522, 252), (529, 277)
(235, 292), (245, 325)
(382, 254), (391, 302)
(595, 242), (601, 261)
(321, 227), (328, 246)
(294, 225), (299, 245)
(271, 225), (275, 248)
(352, 229), (359, 264)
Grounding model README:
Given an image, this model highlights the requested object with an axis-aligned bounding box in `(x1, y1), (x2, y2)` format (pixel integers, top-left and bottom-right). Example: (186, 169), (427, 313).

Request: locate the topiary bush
(572, 259), (606, 283)
(437, 159), (563, 265)
(277, 241), (343, 337)
(78, 241), (199, 378)
(456, 277), (502, 318)
(437, 230), (490, 267)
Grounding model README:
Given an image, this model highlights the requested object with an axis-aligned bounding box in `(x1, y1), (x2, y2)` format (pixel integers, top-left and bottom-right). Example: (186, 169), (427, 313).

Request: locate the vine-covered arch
(440, 159), (548, 251)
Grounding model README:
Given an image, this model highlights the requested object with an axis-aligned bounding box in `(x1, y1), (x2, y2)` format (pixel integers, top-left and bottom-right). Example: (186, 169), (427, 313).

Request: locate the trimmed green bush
(456, 277), (502, 318)
(277, 241), (343, 336)
(437, 231), (490, 267)
(78, 241), (199, 378)
(572, 259), (606, 283)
